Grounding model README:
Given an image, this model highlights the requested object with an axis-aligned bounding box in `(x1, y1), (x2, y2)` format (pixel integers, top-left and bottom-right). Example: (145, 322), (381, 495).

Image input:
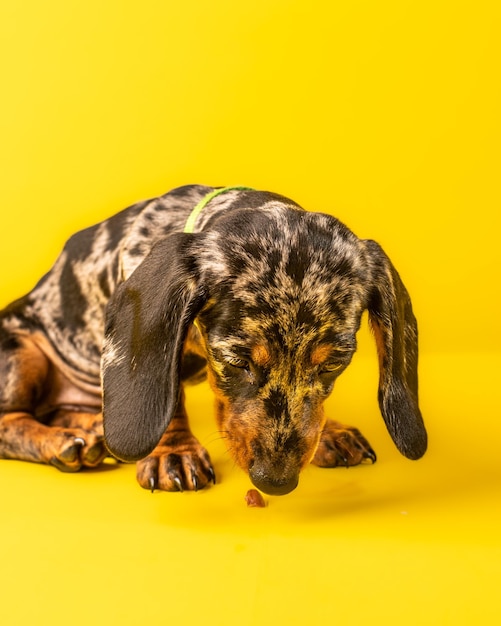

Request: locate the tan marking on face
(251, 344), (271, 367)
(310, 344), (332, 367)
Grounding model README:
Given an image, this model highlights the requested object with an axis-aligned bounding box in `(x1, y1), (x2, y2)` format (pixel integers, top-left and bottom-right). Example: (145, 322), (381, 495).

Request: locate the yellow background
(1, 1), (500, 625)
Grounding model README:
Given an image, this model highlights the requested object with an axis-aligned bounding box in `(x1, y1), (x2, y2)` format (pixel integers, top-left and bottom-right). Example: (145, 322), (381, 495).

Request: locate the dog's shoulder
(119, 185), (212, 279)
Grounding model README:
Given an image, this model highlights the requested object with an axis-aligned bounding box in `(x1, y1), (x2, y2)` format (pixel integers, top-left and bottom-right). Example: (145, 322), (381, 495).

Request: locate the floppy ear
(102, 233), (208, 462)
(364, 239), (427, 460)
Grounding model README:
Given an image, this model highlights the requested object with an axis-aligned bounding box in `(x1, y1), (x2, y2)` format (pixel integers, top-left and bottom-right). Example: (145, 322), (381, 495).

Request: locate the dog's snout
(249, 463), (299, 496)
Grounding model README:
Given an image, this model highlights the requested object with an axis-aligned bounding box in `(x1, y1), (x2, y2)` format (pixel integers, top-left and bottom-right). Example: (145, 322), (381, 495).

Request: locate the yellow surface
(1, 1), (500, 625)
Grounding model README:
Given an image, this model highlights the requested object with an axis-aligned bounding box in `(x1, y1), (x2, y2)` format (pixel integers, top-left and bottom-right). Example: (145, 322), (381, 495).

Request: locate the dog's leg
(311, 419), (377, 468)
(135, 389), (215, 492)
(0, 412), (106, 472)
(0, 334), (105, 472)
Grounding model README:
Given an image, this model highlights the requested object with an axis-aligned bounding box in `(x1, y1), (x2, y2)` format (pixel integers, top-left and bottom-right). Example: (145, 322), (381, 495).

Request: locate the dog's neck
(183, 186), (254, 234)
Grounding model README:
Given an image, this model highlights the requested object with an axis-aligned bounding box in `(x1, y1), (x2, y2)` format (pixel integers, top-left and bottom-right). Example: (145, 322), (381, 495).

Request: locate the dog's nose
(249, 466), (299, 496)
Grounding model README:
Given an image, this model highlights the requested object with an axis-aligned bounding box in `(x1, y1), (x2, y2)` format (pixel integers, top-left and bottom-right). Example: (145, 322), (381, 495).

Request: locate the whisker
(203, 430), (230, 446)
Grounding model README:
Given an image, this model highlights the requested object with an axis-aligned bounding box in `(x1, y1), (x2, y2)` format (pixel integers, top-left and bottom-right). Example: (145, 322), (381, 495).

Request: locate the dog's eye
(319, 363), (343, 375)
(227, 357), (250, 370)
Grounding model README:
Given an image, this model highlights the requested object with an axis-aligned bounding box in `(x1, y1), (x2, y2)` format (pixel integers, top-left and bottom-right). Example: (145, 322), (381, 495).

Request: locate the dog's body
(0, 185), (427, 495)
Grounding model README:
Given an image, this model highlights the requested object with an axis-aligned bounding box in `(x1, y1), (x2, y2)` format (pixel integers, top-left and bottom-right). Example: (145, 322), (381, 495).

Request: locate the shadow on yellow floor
(2, 351), (500, 626)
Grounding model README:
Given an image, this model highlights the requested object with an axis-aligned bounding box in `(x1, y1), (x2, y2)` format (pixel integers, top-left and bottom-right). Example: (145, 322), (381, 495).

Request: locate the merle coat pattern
(0, 185), (427, 495)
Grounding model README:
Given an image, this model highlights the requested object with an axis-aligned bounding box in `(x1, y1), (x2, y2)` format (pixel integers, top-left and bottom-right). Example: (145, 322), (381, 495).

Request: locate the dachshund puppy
(0, 185), (427, 495)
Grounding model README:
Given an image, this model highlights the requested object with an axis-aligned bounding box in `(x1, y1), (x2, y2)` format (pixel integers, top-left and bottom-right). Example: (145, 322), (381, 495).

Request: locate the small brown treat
(245, 488), (266, 508)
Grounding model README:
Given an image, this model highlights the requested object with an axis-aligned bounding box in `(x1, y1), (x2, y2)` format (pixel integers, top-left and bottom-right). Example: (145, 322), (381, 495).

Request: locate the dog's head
(102, 192), (427, 495)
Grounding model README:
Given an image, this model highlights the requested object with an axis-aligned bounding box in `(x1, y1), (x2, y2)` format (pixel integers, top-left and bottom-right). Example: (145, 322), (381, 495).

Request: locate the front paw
(136, 439), (215, 492)
(311, 419), (377, 468)
(45, 428), (107, 472)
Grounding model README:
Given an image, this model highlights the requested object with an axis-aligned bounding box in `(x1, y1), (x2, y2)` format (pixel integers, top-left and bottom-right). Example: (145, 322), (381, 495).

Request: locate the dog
(0, 185), (427, 495)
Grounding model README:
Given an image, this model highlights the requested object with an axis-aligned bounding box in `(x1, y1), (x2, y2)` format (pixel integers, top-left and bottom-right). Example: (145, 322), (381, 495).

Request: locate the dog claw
(364, 449), (377, 464)
(74, 437), (86, 447)
(173, 476), (184, 492)
(149, 477), (156, 493)
(208, 467), (216, 484)
(192, 474), (199, 492)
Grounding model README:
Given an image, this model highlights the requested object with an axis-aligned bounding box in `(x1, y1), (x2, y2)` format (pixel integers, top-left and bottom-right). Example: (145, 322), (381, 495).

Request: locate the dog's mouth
(219, 405), (316, 496)
(248, 461), (300, 496)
